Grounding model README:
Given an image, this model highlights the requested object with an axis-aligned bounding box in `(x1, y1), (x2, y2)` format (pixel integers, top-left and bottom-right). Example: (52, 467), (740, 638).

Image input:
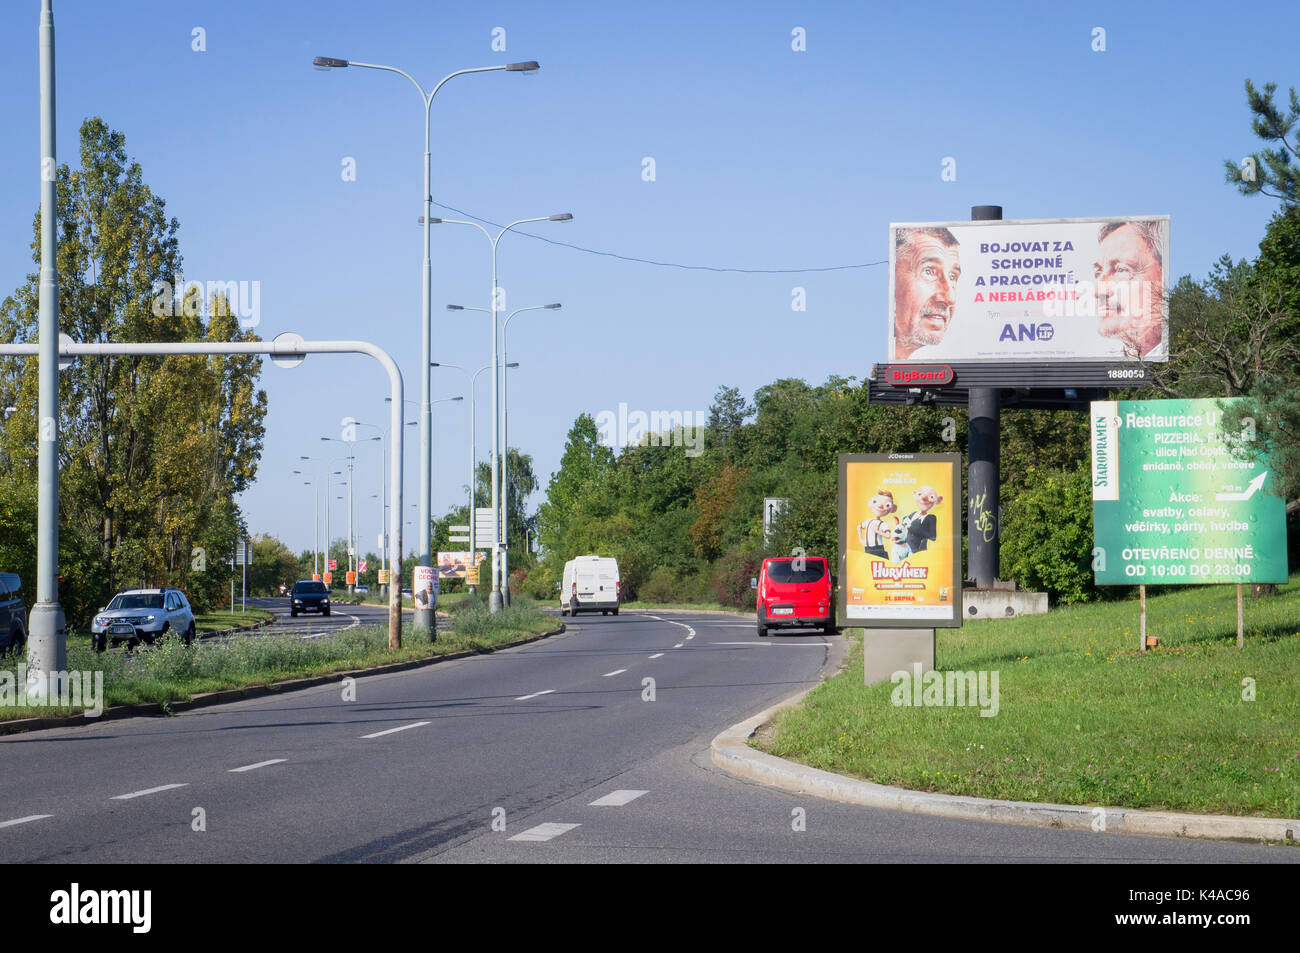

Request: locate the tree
(535, 414), (614, 559)
(706, 384), (752, 452)
(1224, 80), (1300, 207)
(0, 119), (267, 621)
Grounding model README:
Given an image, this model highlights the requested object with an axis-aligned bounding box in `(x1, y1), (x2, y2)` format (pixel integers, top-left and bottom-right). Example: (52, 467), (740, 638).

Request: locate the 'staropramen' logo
(50, 884), (151, 933)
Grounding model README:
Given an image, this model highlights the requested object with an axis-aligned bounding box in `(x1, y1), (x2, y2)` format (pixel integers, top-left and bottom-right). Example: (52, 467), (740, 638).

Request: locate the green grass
(760, 575), (1300, 818)
(0, 599), (558, 722)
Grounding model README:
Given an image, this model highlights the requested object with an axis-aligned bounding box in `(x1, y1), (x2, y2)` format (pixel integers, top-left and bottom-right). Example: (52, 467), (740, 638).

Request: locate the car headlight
(94, 616), (106, 627)
(145, 614), (156, 622)
(293, 599), (302, 604)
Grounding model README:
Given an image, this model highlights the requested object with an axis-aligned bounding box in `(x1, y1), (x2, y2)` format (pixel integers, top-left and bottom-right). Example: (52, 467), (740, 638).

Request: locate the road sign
(474, 507), (496, 546)
(358, 559), (367, 573)
(377, 569), (389, 584)
(328, 558), (337, 571)
(346, 570), (356, 585)
(233, 539), (252, 566)
(270, 331), (305, 369)
(466, 566), (480, 585)
(449, 525), (470, 533)
(763, 498), (788, 545)
(1091, 398), (1289, 584)
(323, 571), (332, 586)
(449, 535), (470, 543)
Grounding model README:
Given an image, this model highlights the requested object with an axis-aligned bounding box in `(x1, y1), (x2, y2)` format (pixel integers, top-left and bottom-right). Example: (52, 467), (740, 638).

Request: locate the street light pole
(313, 55), (540, 634)
(433, 362), (490, 594)
(29, 0), (66, 699)
(501, 303), (560, 605)
(430, 214), (572, 611)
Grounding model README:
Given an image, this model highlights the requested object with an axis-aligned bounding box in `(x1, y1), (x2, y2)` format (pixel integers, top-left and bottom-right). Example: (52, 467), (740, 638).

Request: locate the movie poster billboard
(888, 216), (1169, 364)
(1091, 398), (1288, 585)
(838, 453), (962, 627)
(436, 551), (485, 580)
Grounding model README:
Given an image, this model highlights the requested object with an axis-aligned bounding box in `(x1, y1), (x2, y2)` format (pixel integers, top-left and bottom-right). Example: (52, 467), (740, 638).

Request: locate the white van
(560, 556), (620, 616)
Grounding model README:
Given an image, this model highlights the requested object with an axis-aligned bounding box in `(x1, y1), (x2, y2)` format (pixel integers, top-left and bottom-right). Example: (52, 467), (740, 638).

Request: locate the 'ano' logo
(999, 322), (1054, 342)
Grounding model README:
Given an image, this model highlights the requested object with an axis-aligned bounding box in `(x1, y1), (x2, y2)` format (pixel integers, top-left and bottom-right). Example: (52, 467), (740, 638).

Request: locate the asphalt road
(0, 611), (1293, 863)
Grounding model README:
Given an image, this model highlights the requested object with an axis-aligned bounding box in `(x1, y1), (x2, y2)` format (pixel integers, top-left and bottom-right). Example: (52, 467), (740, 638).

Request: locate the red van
(755, 556), (836, 637)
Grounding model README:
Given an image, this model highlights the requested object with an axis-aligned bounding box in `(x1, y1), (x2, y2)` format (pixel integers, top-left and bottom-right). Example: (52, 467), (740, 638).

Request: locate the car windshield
(108, 594), (164, 610)
(765, 559), (827, 584)
(293, 582), (327, 594)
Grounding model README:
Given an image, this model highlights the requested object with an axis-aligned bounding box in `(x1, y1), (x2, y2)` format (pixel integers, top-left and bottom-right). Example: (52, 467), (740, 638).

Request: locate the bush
(639, 567), (676, 604)
(999, 463), (1098, 604)
(714, 542), (762, 608)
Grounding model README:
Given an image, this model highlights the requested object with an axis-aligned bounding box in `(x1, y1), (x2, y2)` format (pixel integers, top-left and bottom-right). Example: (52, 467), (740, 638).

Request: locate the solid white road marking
(361, 721), (430, 739)
(674, 643), (684, 648)
(708, 641), (826, 647)
(589, 789), (648, 807)
(0, 814), (52, 829)
(602, 669), (627, 677)
(649, 653), (664, 659)
(229, 759), (286, 773)
(112, 783), (188, 800)
(514, 690), (556, 701)
(509, 822), (580, 842)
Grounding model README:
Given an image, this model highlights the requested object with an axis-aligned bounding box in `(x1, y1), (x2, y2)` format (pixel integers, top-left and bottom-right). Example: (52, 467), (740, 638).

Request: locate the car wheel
(757, 611), (769, 638)
(323, 608), (331, 617)
(291, 608), (298, 617)
(184, 623), (196, 646)
(601, 610), (608, 616)
(569, 598), (579, 616)
(93, 633), (106, 653)
(612, 607), (619, 616)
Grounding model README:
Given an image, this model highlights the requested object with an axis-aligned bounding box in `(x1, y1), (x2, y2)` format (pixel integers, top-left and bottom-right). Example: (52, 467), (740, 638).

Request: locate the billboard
(889, 216), (1169, 364)
(413, 565), (438, 610)
(436, 550), (486, 579)
(838, 453), (962, 627)
(1091, 398), (1289, 584)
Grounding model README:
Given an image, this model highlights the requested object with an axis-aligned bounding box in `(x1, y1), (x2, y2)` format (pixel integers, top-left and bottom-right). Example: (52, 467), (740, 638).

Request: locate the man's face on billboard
(895, 232), (960, 358)
(1094, 225), (1163, 356)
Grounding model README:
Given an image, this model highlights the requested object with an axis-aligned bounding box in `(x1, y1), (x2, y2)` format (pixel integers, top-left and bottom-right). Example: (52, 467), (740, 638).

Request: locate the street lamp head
(313, 56), (349, 69)
(419, 217), (443, 225)
(450, 396), (465, 401)
(544, 303), (562, 310)
(446, 305), (464, 311)
(548, 213), (573, 221)
(506, 61), (540, 72)
(506, 362), (520, 368)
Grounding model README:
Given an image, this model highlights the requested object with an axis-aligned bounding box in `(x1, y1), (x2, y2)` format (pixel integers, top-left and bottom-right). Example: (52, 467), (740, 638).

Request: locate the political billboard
(1091, 398), (1289, 585)
(838, 453), (962, 627)
(436, 551), (485, 580)
(889, 216), (1169, 364)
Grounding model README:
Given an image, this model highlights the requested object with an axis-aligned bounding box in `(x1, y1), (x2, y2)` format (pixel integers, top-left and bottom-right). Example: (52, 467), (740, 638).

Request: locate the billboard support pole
(1139, 584), (1147, 652)
(966, 205), (1002, 590)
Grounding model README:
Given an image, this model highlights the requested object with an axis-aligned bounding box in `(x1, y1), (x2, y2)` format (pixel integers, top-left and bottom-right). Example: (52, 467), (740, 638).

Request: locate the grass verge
(194, 609), (275, 632)
(614, 601), (747, 613)
(759, 576), (1300, 818)
(0, 597), (557, 722)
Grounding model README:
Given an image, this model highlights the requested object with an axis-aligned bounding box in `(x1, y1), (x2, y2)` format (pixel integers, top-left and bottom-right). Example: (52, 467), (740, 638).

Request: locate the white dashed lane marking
(589, 789), (648, 807)
(673, 643), (683, 648)
(514, 690), (556, 701)
(361, 721), (430, 739)
(649, 653), (663, 659)
(602, 669), (627, 677)
(0, 814), (51, 829)
(229, 759), (286, 773)
(509, 822), (580, 842)
(112, 783), (188, 800)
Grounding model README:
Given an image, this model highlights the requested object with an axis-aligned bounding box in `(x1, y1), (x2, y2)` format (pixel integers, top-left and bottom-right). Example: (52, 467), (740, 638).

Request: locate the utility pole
(967, 204), (1003, 590)
(29, 0), (67, 700)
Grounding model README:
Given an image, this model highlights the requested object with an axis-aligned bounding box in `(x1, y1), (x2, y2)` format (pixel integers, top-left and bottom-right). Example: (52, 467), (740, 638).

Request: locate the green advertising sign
(1090, 398), (1289, 585)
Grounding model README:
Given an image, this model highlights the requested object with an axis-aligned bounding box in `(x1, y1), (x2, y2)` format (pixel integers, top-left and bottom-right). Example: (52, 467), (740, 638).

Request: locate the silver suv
(92, 587), (196, 651)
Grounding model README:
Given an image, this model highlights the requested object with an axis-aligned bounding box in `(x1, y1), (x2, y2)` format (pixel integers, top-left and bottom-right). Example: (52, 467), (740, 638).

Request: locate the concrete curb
(711, 688), (1300, 844)
(0, 623), (566, 736)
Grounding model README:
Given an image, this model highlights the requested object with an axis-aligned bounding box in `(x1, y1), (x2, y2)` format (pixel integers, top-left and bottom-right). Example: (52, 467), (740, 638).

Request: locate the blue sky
(1, 0), (1295, 556)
